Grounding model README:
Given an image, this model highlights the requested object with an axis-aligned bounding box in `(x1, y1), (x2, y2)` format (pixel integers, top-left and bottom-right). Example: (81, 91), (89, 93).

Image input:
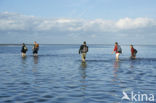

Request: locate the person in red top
(130, 45), (136, 59)
(112, 42), (121, 60)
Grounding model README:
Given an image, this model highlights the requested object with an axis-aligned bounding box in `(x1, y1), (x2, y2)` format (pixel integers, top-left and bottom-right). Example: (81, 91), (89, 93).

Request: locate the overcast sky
(0, 0), (156, 44)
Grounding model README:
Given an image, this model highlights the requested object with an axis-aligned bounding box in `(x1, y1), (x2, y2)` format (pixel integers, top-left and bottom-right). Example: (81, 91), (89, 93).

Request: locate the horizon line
(0, 43), (155, 46)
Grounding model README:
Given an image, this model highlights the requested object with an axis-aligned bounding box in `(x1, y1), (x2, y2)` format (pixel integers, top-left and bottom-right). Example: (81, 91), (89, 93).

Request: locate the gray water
(0, 44), (156, 103)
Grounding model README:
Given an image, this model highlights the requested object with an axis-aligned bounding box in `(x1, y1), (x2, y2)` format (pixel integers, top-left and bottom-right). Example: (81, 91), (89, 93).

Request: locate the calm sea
(0, 44), (156, 103)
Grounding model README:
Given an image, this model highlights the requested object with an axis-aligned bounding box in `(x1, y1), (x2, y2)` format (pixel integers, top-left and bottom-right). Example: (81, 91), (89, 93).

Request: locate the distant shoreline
(0, 44), (155, 46)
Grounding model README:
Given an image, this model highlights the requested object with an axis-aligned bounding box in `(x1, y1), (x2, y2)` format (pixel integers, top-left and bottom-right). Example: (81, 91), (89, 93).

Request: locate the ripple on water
(24, 101), (34, 103)
(36, 98), (49, 102)
(3, 100), (13, 103)
(0, 45), (156, 103)
(43, 94), (54, 99)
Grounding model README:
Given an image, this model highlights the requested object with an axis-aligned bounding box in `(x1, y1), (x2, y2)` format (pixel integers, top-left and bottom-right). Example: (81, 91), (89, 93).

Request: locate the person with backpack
(130, 45), (137, 59)
(32, 41), (39, 56)
(79, 41), (88, 62)
(112, 42), (122, 60)
(21, 43), (28, 57)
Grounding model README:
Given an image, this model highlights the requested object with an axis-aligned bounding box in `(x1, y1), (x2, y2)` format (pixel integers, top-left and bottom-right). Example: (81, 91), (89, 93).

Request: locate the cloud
(116, 17), (156, 29)
(0, 12), (156, 44)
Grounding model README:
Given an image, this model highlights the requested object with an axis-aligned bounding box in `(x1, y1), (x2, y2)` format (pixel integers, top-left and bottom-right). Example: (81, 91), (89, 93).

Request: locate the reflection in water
(21, 56), (27, 64)
(114, 60), (120, 69)
(20, 57), (27, 75)
(33, 56), (38, 64)
(80, 62), (87, 79)
(79, 62), (87, 98)
(112, 60), (121, 98)
(32, 56), (39, 73)
(81, 62), (87, 69)
(21, 56), (27, 70)
(113, 60), (120, 82)
(130, 59), (136, 69)
(32, 56), (40, 87)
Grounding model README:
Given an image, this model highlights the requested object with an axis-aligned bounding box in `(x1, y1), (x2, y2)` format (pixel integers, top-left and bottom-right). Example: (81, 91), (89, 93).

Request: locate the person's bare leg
(81, 53), (84, 62)
(131, 54), (136, 59)
(83, 53), (86, 62)
(116, 53), (120, 60)
(22, 53), (26, 57)
(81, 53), (86, 62)
(34, 53), (38, 57)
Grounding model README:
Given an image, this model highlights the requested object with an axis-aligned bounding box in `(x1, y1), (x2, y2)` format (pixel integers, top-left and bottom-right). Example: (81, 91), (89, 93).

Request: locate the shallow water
(0, 44), (156, 103)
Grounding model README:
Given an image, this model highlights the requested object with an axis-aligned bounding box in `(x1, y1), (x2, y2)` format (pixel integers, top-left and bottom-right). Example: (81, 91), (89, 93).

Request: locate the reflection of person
(130, 45), (137, 59)
(79, 62), (87, 95)
(112, 42), (122, 60)
(114, 60), (120, 69)
(113, 60), (120, 82)
(32, 41), (39, 57)
(79, 41), (88, 62)
(21, 55), (27, 64)
(33, 56), (38, 64)
(21, 43), (28, 57)
(81, 62), (87, 69)
(130, 60), (135, 68)
(32, 56), (38, 74)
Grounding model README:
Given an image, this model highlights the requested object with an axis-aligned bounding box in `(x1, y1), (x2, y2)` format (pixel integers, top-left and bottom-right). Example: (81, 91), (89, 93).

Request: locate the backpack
(35, 44), (39, 48)
(134, 49), (137, 54)
(82, 45), (88, 53)
(117, 45), (122, 53)
(34, 44), (39, 50)
(24, 46), (28, 51)
(36, 44), (39, 48)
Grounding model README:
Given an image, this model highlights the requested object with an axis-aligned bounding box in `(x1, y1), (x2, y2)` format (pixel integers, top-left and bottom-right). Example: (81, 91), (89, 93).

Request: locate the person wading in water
(130, 45), (137, 59)
(21, 43), (28, 57)
(112, 42), (122, 60)
(79, 41), (88, 62)
(32, 41), (39, 57)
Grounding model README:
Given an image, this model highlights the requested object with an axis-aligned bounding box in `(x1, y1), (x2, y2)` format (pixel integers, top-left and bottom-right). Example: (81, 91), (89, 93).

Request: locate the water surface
(0, 44), (156, 103)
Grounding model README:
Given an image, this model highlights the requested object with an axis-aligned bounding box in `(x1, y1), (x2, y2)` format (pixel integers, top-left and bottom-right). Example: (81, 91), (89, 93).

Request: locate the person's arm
(32, 45), (34, 50)
(21, 46), (24, 52)
(112, 45), (117, 54)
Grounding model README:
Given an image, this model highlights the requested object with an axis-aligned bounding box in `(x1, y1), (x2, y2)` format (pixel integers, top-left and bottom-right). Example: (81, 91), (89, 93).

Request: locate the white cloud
(1, 12), (156, 32)
(0, 12), (156, 44)
(116, 17), (156, 29)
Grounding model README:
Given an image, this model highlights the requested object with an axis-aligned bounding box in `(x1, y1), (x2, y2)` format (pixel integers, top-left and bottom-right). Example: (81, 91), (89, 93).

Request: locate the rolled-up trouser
(131, 53), (136, 58)
(81, 53), (86, 62)
(21, 53), (26, 57)
(33, 49), (38, 54)
(116, 53), (120, 60)
(132, 53), (136, 57)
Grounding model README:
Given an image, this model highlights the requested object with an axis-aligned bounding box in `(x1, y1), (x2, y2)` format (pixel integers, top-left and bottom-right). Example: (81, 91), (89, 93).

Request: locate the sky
(0, 0), (156, 44)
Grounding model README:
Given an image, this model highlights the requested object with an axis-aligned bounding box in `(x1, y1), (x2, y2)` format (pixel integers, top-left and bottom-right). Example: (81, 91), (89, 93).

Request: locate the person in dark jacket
(130, 45), (137, 59)
(21, 43), (28, 57)
(79, 41), (88, 62)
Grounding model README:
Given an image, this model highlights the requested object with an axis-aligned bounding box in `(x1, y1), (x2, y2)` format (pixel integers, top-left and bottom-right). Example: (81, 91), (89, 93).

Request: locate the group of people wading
(21, 41), (39, 57)
(21, 41), (137, 62)
(111, 42), (137, 60)
(79, 41), (137, 62)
